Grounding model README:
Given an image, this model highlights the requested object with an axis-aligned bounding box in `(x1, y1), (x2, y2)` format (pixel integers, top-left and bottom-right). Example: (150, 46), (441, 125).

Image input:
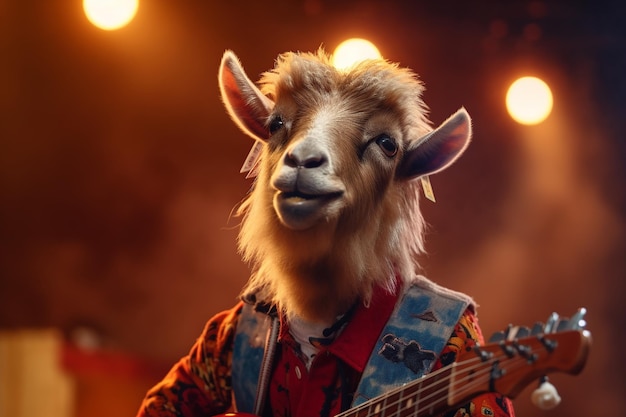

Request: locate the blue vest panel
(352, 283), (468, 406)
(232, 280), (470, 412)
(232, 303), (271, 413)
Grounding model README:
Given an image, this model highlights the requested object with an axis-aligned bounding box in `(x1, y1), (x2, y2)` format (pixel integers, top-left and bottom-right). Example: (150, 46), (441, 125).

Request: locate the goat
(219, 49), (471, 324)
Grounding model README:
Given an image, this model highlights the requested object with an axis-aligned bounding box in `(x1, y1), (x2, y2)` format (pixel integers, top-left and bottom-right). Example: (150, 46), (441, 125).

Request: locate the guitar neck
(337, 329), (590, 417)
(340, 367), (454, 417)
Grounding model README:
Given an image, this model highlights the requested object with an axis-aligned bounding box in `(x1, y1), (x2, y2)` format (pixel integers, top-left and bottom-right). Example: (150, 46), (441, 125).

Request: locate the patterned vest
(231, 277), (472, 414)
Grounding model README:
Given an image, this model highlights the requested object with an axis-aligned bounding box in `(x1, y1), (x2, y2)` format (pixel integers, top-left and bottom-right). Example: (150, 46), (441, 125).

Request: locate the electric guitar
(224, 308), (591, 417)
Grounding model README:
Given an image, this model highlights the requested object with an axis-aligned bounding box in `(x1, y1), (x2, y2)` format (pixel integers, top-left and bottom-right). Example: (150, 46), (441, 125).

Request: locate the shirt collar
(277, 282), (400, 373)
(328, 286), (400, 372)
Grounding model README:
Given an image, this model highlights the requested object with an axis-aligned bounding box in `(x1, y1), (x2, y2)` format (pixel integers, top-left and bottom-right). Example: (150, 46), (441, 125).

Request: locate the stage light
(332, 38), (381, 70)
(506, 76), (553, 125)
(83, 0), (139, 31)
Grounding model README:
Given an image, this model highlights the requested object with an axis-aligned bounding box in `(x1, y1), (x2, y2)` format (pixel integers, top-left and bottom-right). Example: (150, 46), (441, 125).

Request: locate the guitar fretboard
(339, 367), (453, 417)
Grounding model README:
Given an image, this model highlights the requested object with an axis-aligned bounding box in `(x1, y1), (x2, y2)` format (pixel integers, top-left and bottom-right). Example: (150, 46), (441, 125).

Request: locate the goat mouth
(279, 190), (342, 203)
(274, 191), (343, 230)
(281, 191), (329, 201)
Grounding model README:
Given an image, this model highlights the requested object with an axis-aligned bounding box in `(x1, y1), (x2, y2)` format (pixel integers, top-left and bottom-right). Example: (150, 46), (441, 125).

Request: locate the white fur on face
(270, 104), (347, 230)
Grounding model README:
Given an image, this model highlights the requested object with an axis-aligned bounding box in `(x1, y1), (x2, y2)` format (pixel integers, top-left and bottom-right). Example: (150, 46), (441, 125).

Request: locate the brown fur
(235, 51), (433, 322)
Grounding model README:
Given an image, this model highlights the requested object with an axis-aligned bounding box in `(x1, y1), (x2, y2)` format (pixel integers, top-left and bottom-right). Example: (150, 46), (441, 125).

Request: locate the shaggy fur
(220, 50), (470, 323)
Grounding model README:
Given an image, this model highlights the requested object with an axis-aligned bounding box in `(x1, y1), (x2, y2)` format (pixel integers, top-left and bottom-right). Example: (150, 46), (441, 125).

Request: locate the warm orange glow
(506, 76), (553, 125)
(83, 0), (139, 31)
(332, 38), (382, 70)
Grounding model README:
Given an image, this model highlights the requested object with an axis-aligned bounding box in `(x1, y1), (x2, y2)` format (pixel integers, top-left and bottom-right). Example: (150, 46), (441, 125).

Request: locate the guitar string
(335, 357), (483, 417)
(379, 355), (502, 416)
(405, 354), (520, 415)
(367, 352), (528, 417)
(337, 346), (540, 417)
(377, 351), (535, 417)
(383, 351), (535, 416)
(335, 353), (487, 417)
(335, 353), (488, 417)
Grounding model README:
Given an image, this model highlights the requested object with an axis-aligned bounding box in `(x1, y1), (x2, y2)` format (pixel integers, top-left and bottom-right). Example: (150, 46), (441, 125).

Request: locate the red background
(1, 1), (624, 415)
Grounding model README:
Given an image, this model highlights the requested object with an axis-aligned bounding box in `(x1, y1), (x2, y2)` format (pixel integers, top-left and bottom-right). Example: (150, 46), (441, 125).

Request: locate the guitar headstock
(450, 308), (591, 409)
(488, 307), (588, 343)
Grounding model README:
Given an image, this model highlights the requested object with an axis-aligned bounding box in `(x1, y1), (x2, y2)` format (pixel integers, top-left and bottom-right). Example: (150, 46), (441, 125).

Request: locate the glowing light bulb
(506, 76), (553, 125)
(83, 0), (139, 31)
(332, 38), (382, 70)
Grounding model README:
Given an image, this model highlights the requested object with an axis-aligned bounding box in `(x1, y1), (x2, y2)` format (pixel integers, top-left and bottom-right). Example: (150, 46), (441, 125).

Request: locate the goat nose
(284, 143), (328, 169)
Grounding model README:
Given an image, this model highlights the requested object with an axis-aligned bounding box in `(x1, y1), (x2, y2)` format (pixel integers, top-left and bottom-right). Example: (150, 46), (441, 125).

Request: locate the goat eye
(375, 134), (398, 157)
(268, 116), (284, 134)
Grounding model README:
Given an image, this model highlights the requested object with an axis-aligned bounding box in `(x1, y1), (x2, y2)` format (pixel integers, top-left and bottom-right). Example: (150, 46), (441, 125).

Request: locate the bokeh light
(332, 38), (382, 70)
(506, 76), (553, 125)
(83, 0), (139, 31)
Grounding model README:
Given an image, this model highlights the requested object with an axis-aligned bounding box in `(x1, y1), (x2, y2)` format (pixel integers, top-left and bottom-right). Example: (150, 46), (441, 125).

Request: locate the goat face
(268, 104), (347, 230)
(219, 50), (471, 233)
(219, 50), (472, 319)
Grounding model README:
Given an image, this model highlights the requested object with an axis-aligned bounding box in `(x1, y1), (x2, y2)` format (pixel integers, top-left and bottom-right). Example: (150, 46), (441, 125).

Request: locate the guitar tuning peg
(531, 376), (561, 410)
(503, 323), (513, 340)
(514, 326), (530, 338)
(544, 312), (560, 334)
(489, 323), (514, 343)
(556, 318), (570, 332)
(488, 330), (505, 343)
(530, 322), (544, 335)
(565, 307), (587, 330)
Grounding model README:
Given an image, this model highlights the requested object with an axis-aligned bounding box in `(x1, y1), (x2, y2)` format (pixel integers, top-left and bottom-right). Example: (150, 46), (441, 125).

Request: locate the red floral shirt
(137, 290), (514, 417)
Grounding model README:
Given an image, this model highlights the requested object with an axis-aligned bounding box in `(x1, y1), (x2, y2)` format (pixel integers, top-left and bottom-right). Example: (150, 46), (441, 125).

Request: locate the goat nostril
(303, 155), (325, 169)
(284, 152), (298, 168)
(285, 149), (327, 169)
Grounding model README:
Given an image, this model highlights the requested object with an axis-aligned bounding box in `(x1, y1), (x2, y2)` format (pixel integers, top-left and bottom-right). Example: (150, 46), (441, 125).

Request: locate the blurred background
(1, 1), (624, 416)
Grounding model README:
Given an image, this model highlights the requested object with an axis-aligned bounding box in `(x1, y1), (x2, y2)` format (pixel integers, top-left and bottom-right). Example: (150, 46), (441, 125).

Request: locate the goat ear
(398, 108), (472, 180)
(219, 50), (274, 141)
